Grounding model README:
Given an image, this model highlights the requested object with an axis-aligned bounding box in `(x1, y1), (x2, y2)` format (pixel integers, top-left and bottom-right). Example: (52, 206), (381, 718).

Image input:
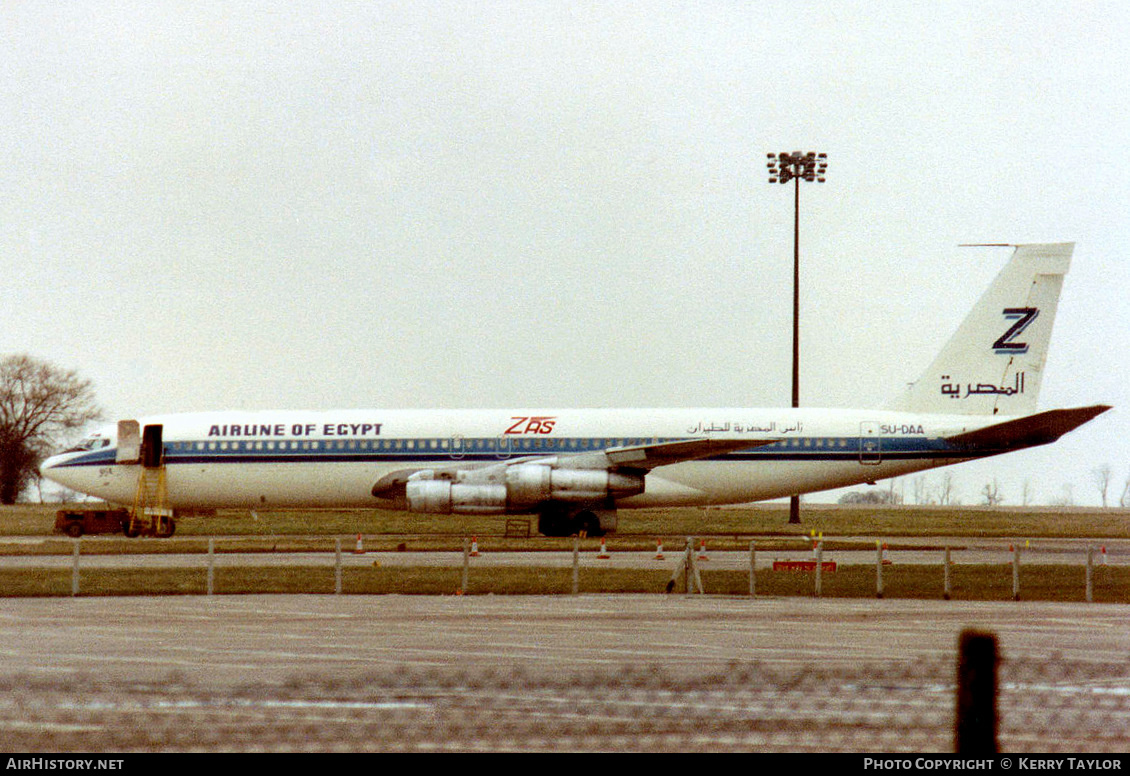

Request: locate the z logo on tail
(993, 307), (1038, 354)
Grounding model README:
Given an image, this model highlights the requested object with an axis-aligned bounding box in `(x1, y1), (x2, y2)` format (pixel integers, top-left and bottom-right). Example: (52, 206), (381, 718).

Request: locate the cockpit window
(65, 436), (111, 453)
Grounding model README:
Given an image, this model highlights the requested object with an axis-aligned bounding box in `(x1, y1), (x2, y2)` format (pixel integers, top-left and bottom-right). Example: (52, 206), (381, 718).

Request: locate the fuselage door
(116, 420), (141, 464)
(142, 424), (164, 468)
(859, 421), (882, 465)
(450, 435), (465, 460)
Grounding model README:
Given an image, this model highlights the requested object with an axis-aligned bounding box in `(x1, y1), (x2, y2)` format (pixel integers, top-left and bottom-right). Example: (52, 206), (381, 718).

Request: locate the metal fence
(17, 536), (1125, 601)
(4, 649), (1127, 752)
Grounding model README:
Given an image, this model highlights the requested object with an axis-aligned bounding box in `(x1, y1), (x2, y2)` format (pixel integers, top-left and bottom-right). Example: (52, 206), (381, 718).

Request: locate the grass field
(7, 501), (1129, 540)
(2, 503), (1127, 600)
(3, 563), (1126, 602)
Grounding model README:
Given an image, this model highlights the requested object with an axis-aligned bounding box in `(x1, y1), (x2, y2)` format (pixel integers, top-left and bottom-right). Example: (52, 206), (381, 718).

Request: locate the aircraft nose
(39, 452), (69, 481)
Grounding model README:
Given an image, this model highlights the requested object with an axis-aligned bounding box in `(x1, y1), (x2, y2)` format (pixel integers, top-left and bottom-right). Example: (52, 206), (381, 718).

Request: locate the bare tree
(912, 475), (929, 505)
(937, 471), (956, 506)
(1049, 483), (1075, 507)
(1021, 479), (1032, 507)
(982, 478), (1004, 506)
(885, 477), (904, 505)
(0, 354), (101, 504)
(1092, 464), (1113, 508)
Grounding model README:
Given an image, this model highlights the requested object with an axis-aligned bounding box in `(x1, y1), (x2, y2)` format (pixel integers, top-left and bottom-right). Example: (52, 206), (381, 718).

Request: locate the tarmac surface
(1, 594), (1127, 752)
(1, 594), (1127, 683)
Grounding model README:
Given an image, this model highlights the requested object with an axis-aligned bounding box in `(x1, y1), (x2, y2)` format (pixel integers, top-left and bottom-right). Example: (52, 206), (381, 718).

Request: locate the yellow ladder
(129, 466), (172, 537)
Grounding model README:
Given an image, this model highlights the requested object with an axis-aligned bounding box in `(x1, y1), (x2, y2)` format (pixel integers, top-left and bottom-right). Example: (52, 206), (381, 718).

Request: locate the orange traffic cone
(597, 538), (611, 559)
(654, 539), (665, 560)
(354, 534), (364, 554)
(698, 539), (709, 561)
(469, 537), (480, 557)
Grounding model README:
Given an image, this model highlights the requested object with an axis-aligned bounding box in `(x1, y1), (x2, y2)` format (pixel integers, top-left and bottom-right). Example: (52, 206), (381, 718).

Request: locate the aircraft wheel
(574, 510), (604, 538)
(155, 520), (176, 538)
(537, 511), (571, 537)
(123, 522), (141, 538)
(64, 522), (83, 538)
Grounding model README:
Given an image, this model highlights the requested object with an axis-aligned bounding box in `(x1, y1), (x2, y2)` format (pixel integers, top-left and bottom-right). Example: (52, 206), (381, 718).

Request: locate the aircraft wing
(371, 436), (776, 501)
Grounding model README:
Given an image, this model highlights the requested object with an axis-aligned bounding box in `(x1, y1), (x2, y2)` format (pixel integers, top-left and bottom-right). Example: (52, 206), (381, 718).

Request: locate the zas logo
(504, 416), (557, 435)
(992, 307), (1038, 354)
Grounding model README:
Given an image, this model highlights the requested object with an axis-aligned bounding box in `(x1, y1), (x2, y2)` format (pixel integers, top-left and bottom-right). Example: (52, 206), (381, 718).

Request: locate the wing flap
(604, 437), (777, 470)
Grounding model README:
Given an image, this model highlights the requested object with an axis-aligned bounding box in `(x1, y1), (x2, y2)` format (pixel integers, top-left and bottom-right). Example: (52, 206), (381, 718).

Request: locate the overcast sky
(2, 1), (1127, 506)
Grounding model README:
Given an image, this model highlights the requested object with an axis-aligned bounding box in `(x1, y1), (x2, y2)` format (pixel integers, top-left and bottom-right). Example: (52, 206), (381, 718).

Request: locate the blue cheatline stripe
(51, 435), (980, 469)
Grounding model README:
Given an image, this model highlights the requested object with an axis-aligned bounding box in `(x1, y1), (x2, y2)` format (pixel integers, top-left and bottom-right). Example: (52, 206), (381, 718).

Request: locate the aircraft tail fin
(887, 243), (1072, 416)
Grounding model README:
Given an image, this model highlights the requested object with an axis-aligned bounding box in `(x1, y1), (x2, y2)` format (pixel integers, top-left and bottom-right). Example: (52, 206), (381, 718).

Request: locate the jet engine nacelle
(405, 463), (644, 515)
(406, 481), (506, 514)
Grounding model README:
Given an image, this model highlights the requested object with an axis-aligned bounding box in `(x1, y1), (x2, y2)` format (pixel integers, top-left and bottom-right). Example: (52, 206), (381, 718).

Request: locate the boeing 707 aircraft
(41, 243), (1110, 537)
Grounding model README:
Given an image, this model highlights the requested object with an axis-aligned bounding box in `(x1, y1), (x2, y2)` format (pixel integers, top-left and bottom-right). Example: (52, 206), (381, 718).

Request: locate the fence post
(1086, 547), (1093, 603)
(685, 537), (693, 598)
(955, 629), (999, 753)
(1012, 543), (1020, 601)
(462, 537), (470, 595)
(335, 538), (342, 595)
(572, 536), (579, 596)
(814, 541), (823, 597)
(674, 537), (703, 595)
(748, 541), (756, 598)
(207, 538), (214, 596)
(944, 545), (952, 600)
(71, 539), (80, 597)
(875, 540), (883, 599)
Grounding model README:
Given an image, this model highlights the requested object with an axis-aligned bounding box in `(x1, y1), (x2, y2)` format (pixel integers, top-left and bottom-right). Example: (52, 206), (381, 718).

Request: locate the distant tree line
(838, 490), (901, 505)
(842, 467), (1130, 509)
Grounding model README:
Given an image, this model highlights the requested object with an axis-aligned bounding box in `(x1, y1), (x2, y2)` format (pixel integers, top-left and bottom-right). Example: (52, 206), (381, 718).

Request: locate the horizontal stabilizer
(945, 405), (1111, 452)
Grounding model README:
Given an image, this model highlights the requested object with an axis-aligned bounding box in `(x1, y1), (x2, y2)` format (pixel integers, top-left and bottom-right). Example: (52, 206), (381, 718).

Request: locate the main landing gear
(537, 506), (615, 538)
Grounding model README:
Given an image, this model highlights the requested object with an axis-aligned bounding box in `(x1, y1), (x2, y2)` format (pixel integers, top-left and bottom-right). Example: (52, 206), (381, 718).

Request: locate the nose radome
(39, 454), (59, 476)
(39, 453), (70, 482)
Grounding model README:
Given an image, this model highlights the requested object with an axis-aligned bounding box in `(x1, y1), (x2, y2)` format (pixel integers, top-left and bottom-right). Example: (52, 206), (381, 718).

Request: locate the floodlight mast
(767, 151), (827, 524)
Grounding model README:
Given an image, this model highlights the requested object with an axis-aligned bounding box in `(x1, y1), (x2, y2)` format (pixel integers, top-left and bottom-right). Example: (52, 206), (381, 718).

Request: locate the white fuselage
(42, 407), (996, 510)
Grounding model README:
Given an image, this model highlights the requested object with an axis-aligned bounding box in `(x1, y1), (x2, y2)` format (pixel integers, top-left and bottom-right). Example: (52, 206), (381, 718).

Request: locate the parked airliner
(41, 243), (1109, 536)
